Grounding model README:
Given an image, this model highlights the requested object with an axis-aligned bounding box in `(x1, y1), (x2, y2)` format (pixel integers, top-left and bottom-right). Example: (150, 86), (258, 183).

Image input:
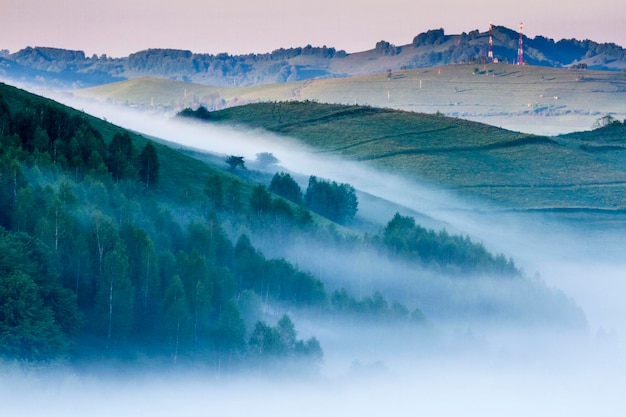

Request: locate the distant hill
(2, 26), (626, 89)
(74, 64), (626, 135)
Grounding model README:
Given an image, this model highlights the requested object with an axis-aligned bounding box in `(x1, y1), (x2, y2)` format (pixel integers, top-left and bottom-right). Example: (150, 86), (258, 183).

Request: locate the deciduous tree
(269, 172), (303, 205)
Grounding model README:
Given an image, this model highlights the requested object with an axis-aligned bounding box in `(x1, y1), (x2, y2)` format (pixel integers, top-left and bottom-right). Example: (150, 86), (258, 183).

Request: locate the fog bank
(4, 88), (626, 416)
(2, 352), (626, 417)
(44, 94), (625, 332)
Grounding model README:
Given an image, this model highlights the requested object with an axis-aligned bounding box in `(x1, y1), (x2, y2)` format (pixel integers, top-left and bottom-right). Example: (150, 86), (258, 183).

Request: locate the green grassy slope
(209, 101), (626, 213)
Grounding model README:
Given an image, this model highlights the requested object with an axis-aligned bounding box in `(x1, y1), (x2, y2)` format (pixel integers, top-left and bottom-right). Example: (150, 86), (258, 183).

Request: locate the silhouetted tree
(225, 155), (245, 171)
(593, 114), (620, 129)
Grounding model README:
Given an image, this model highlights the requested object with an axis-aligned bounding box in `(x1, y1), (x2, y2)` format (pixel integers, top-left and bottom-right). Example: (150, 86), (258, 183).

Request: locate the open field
(74, 64), (626, 135)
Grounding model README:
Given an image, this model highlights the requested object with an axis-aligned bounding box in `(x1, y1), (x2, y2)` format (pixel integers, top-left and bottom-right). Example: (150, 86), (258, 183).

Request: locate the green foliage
(248, 314), (323, 364)
(162, 274), (190, 361)
(0, 155), (26, 228)
(248, 321), (282, 357)
(179, 106), (211, 120)
(246, 182), (314, 236)
(331, 288), (394, 318)
(0, 271), (67, 361)
(294, 337), (323, 362)
(0, 227), (82, 361)
(380, 213), (519, 276)
(233, 234), (327, 306)
(97, 241), (135, 348)
(204, 174), (224, 211)
(305, 176), (358, 224)
(138, 142), (159, 188)
(249, 184), (273, 216)
(0, 94), (12, 137)
(107, 132), (136, 181)
(214, 300), (246, 354)
(0, 90), (158, 186)
(0, 81), (563, 373)
(0, 83), (450, 370)
(269, 172), (303, 205)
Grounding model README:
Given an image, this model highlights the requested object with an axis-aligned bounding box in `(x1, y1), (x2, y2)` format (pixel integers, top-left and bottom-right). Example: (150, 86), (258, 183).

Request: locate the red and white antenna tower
(517, 22), (524, 65)
(488, 23), (494, 62)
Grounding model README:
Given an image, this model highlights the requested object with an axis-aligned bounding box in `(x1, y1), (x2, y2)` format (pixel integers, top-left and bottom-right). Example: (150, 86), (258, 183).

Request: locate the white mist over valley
(2, 84), (626, 417)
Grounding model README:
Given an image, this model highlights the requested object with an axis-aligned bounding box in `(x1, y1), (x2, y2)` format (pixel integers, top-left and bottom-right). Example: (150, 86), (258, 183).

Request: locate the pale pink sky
(2, 0), (625, 57)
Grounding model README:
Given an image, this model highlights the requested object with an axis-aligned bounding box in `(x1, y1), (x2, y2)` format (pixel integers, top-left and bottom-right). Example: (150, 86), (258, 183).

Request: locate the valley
(2, 60), (626, 415)
(4, 7), (626, 416)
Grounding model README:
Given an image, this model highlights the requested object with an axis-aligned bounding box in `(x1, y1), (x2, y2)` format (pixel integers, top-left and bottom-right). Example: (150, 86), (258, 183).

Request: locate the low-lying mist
(60, 97), (624, 324)
(2, 342), (625, 417)
(4, 85), (626, 416)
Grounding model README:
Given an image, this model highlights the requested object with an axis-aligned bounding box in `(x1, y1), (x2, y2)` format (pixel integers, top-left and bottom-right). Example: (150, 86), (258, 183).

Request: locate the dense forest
(0, 84), (336, 367)
(0, 83), (524, 369)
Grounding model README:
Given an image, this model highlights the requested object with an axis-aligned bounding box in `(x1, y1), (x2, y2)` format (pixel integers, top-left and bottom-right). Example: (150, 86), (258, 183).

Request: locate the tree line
(267, 172), (518, 275)
(0, 95), (159, 189)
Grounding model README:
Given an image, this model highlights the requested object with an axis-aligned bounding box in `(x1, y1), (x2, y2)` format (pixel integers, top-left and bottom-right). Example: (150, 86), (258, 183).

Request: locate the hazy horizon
(2, 0), (626, 407)
(2, 0), (625, 57)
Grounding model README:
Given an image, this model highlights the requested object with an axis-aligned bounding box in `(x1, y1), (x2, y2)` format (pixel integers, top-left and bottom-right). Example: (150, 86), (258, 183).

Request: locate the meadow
(204, 101), (626, 221)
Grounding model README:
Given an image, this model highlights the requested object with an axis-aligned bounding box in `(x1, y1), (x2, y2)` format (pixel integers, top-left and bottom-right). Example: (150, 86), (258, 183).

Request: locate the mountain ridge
(2, 25), (626, 89)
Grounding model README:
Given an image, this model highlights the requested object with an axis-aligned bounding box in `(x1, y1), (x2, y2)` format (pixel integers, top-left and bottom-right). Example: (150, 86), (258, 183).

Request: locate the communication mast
(517, 22), (524, 65)
(487, 23), (494, 62)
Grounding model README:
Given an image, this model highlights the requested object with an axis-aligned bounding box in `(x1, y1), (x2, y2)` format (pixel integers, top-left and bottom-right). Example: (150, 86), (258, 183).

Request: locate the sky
(1, 0), (625, 57)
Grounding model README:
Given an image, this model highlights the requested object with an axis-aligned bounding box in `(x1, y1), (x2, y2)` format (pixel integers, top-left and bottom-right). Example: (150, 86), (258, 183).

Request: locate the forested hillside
(1, 83), (586, 370)
(0, 83), (335, 366)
